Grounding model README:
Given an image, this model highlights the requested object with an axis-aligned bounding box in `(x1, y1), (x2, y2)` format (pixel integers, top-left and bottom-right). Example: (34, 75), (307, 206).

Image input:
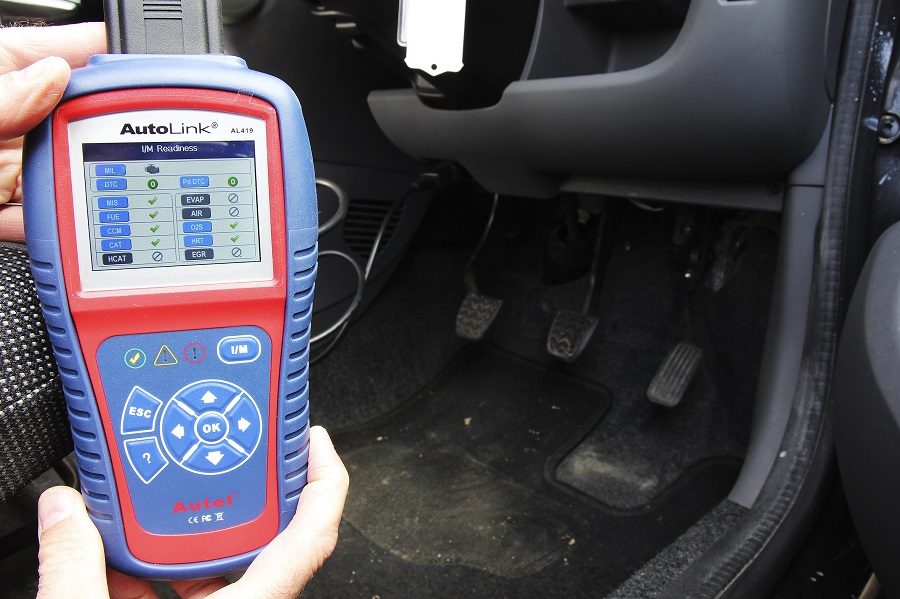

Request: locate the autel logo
(120, 122), (213, 135)
(173, 492), (236, 513)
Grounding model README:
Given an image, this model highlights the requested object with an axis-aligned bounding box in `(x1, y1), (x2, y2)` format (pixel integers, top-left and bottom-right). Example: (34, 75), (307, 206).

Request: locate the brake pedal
(547, 309), (599, 363)
(455, 292), (503, 341)
(647, 342), (703, 407)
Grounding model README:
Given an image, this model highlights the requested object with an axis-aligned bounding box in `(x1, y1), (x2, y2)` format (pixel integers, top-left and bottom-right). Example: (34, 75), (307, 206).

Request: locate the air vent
(343, 199), (405, 261)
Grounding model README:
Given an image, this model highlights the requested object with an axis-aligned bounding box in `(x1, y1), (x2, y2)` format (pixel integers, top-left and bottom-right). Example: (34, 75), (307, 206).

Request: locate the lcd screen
(67, 109), (274, 292)
(83, 141), (262, 271)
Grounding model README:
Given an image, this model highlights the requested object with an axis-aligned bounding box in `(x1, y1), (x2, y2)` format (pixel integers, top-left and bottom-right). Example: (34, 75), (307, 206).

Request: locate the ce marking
(187, 515), (215, 524)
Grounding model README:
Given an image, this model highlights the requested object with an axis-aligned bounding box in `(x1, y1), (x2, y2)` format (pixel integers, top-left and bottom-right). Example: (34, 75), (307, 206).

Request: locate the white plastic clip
(399, 0), (466, 75)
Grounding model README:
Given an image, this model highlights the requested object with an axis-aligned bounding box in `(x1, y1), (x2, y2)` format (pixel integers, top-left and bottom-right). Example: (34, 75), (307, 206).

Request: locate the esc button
(120, 387), (163, 435)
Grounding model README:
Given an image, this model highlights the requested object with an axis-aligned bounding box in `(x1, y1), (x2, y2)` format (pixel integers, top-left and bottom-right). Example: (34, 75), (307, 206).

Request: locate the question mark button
(124, 438), (169, 484)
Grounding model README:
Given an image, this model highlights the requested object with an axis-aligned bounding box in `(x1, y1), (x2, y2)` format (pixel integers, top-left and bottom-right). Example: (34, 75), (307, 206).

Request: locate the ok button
(195, 412), (228, 444)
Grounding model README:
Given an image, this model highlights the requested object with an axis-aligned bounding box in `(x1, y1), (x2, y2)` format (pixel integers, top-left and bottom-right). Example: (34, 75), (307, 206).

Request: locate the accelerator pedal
(455, 293), (503, 341)
(547, 309), (599, 363)
(647, 342), (703, 407)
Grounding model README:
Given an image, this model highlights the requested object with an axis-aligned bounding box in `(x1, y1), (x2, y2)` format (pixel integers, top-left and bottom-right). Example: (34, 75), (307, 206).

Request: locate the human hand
(0, 22), (106, 243)
(35, 425), (349, 599)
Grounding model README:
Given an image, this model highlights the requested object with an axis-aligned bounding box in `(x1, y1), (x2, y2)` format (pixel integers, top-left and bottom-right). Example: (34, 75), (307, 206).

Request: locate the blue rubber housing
(22, 55), (317, 579)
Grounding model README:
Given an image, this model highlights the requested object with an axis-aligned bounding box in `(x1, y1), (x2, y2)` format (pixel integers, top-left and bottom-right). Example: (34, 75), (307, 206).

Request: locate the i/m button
(217, 335), (261, 364)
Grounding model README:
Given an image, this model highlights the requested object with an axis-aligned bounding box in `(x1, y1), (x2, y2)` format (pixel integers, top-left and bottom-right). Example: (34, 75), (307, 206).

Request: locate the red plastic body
(51, 89), (287, 564)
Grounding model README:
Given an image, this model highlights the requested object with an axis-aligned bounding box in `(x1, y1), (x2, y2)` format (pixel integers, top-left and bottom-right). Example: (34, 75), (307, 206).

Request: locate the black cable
(309, 182), (422, 365)
(316, 178), (350, 237)
(363, 187), (415, 280)
(462, 193), (499, 294)
(103, 0), (224, 54)
(309, 318), (351, 366)
(309, 250), (364, 344)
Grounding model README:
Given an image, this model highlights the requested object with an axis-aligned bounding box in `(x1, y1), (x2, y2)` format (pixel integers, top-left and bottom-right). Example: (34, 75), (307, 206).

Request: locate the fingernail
(37, 488), (75, 539)
(18, 57), (65, 82)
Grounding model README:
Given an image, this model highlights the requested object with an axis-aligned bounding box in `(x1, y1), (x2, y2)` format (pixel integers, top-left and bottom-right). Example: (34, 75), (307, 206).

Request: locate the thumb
(36, 486), (110, 599)
(0, 55), (71, 142)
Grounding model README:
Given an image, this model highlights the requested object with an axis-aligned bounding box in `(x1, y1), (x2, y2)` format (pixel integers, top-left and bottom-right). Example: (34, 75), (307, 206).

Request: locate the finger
(0, 22), (106, 72)
(107, 568), (161, 599)
(214, 426), (349, 599)
(168, 577), (230, 599)
(0, 203), (24, 242)
(36, 486), (110, 599)
(0, 139), (22, 206)
(0, 56), (71, 142)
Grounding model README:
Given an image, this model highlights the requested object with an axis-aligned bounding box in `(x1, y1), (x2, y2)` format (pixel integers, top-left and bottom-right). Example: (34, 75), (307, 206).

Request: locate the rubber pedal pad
(455, 292), (503, 341)
(647, 342), (703, 407)
(546, 309), (599, 363)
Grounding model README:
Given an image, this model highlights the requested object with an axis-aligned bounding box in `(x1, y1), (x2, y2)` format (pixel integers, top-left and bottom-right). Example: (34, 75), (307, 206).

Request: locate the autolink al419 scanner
(22, 0), (317, 579)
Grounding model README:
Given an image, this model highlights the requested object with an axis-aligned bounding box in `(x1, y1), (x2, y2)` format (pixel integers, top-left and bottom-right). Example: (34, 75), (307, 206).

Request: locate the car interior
(3, 0), (900, 597)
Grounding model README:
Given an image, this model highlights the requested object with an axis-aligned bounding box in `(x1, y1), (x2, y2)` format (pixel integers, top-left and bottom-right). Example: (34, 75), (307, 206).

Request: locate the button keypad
(103, 328), (268, 487)
(160, 379), (262, 475)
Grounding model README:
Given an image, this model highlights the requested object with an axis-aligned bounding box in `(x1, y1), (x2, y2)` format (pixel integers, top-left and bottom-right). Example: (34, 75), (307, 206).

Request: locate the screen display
(66, 109), (274, 292)
(83, 141), (261, 271)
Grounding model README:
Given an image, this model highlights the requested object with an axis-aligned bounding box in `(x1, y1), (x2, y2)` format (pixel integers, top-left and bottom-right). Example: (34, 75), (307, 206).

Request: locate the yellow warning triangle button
(154, 345), (178, 366)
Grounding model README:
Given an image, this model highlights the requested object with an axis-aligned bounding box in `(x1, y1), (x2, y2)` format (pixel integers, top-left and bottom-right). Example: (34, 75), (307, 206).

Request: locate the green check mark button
(124, 349), (146, 369)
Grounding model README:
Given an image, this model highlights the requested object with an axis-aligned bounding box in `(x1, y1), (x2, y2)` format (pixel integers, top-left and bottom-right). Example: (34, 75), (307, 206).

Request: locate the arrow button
(223, 394), (263, 455)
(182, 440), (244, 473)
(167, 381), (256, 473)
(175, 381), (239, 412)
(159, 400), (200, 462)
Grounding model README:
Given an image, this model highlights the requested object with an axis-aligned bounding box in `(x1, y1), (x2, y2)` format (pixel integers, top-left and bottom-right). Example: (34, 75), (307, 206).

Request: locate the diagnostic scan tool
(22, 0), (317, 579)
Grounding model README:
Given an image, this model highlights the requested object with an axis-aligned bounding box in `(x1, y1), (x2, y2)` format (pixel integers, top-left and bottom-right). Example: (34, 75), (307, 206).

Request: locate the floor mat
(303, 344), (740, 598)
(554, 364), (744, 510)
(344, 444), (586, 578)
